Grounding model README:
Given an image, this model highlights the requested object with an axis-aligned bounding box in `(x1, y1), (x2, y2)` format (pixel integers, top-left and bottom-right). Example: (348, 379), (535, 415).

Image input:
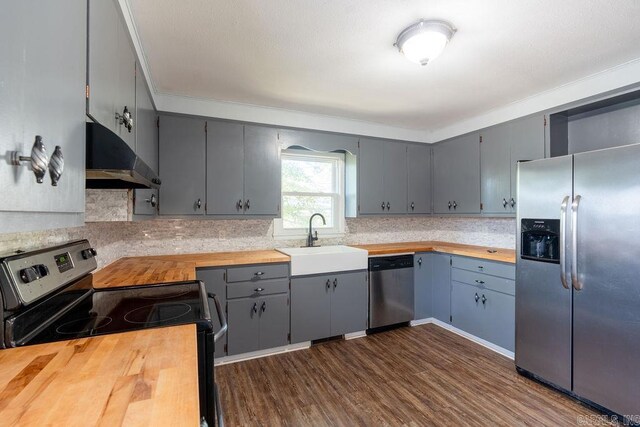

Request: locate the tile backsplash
(0, 190), (516, 269)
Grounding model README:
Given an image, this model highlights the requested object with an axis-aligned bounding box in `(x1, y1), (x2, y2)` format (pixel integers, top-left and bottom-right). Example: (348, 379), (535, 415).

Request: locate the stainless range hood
(86, 122), (161, 189)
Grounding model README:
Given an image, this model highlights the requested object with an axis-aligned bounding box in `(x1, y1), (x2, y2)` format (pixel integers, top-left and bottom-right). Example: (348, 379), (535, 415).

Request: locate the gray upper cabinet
(433, 133), (480, 214)
(158, 115), (206, 215)
(480, 115), (545, 215)
(358, 139), (407, 214)
(133, 73), (158, 216)
(206, 122), (245, 215)
(206, 123), (281, 216)
(0, 0), (86, 232)
(87, 0), (136, 149)
(407, 144), (432, 214)
(243, 126), (281, 216)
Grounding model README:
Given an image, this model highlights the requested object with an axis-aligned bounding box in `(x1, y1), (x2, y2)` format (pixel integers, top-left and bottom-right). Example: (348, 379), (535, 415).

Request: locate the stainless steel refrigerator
(516, 143), (640, 419)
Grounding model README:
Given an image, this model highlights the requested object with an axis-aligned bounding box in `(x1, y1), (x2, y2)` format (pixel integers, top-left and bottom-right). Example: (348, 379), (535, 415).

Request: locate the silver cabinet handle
(475, 279), (485, 285)
(48, 146), (64, 186)
(381, 201), (386, 210)
(571, 195), (582, 290)
(481, 294), (487, 305)
(474, 293), (479, 303)
(207, 293), (228, 343)
(410, 201), (415, 210)
(418, 257), (422, 267)
(502, 198), (508, 208)
(196, 198), (202, 209)
(477, 265), (484, 270)
(386, 201), (390, 210)
(244, 199), (250, 211)
(254, 271), (264, 277)
(116, 106), (133, 132)
(252, 302), (258, 314)
(236, 199), (243, 210)
(254, 287), (264, 292)
(326, 279), (331, 290)
(145, 193), (157, 208)
(260, 301), (266, 313)
(452, 201), (457, 209)
(560, 196), (570, 290)
(448, 201), (452, 210)
(333, 278), (338, 289)
(11, 135), (49, 184)
(510, 198), (516, 208)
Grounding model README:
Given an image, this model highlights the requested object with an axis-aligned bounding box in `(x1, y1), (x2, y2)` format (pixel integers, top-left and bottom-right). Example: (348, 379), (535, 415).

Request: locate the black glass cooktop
(21, 281), (213, 346)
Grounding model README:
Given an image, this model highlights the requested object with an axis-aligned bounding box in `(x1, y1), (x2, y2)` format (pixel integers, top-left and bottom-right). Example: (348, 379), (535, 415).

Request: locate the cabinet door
(133, 74), (158, 216)
(432, 253), (451, 323)
(433, 142), (455, 214)
(480, 124), (511, 214)
(158, 115), (206, 215)
(358, 138), (385, 214)
(451, 281), (483, 338)
(330, 271), (368, 336)
(206, 122), (245, 215)
(258, 294), (290, 350)
(407, 144), (431, 214)
(414, 253), (433, 320)
(383, 142), (408, 214)
(449, 133), (481, 214)
(509, 115), (545, 212)
(87, 0), (135, 148)
(290, 276), (331, 343)
(0, 0), (86, 227)
(479, 289), (515, 351)
(243, 126), (281, 216)
(196, 268), (227, 358)
(226, 298), (260, 355)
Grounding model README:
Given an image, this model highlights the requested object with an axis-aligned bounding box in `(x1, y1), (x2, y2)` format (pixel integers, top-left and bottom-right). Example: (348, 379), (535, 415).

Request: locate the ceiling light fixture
(395, 20), (456, 66)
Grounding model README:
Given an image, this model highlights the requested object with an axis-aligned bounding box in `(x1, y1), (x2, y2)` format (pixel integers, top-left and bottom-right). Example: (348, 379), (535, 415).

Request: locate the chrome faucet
(306, 213), (326, 247)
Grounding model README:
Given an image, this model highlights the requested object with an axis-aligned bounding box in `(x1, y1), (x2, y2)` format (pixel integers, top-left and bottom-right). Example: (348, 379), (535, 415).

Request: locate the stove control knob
(81, 248), (97, 260)
(34, 264), (49, 277)
(19, 267), (38, 284)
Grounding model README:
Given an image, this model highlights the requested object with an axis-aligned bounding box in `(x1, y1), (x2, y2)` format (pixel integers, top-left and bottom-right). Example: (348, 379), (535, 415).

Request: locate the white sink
(276, 245), (369, 276)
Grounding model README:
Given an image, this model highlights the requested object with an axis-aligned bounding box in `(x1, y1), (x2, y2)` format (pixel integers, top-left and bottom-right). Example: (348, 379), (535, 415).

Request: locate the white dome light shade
(395, 20), (456, 66)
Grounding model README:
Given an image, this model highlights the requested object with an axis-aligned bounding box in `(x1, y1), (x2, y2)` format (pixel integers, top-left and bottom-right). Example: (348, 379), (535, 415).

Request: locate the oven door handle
(214, 383), (225, 427)
(207, 293), (228, 343)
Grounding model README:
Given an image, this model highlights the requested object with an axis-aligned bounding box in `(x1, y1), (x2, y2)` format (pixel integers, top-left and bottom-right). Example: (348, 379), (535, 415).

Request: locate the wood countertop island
(0, 324), (200, 427)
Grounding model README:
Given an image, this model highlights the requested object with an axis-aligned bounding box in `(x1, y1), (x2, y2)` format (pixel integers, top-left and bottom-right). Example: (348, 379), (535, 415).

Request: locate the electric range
(0, 240), (227, 427)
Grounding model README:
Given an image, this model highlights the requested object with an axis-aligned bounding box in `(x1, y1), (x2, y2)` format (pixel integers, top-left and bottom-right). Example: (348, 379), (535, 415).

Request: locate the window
(274, 149), (345, 238)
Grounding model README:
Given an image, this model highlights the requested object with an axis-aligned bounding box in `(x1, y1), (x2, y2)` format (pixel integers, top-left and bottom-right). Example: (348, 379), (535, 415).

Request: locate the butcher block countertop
(0, 324), (199, 427)
(351, 241), (515, 264)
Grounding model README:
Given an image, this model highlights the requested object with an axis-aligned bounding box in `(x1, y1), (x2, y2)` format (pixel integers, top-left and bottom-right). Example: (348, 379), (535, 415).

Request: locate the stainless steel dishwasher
(368, 255), (414, 328)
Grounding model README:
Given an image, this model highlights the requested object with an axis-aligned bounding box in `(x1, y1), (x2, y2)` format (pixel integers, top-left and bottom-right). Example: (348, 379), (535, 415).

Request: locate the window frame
(273, 149), (346, 239)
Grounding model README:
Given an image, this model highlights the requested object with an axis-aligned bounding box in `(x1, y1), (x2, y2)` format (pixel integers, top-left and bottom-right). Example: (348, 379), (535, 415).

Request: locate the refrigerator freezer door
(572, 143), (640, 416)
(515, 155), (573, 391)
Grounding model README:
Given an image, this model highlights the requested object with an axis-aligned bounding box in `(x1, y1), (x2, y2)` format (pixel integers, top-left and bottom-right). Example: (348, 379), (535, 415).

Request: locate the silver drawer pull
(254, 271), (264, 276)
(475, 280), (485, 284)
(477, 266), (484, 270)
(254, 287), (265, 292)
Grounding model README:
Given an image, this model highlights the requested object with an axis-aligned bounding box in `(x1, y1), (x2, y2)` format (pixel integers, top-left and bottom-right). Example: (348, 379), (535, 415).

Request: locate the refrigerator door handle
(560, 196), (570, 289)
(571, 195), (582, 290)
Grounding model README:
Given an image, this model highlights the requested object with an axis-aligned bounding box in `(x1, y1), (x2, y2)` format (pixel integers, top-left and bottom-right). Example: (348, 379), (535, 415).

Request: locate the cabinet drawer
(226, 263), (289, 283)
(451, 256), (515, 280)
(227, 278), (289, 299)
(451, 268), (515, 296)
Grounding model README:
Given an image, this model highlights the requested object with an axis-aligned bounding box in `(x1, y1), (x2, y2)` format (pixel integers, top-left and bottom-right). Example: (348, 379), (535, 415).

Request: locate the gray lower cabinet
(358, 139), (408, 215)
(291, 270), (367, 343)
(433, 133), (480, 214)
(480, 115), (545, 215)
(87, 0), (136, 149)
(414, 253), (433, 319)
(0, 0), (86, 232)
(158, 115), (206, 215)
(227, 293), (289, 355)
(196, 268), (227, 358)
(432, 254), (452, 323)
(407, 144), (432, 214)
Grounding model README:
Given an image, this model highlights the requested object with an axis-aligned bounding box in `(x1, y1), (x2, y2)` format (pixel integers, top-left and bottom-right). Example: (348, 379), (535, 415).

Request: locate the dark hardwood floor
(217, 324), (604, 426)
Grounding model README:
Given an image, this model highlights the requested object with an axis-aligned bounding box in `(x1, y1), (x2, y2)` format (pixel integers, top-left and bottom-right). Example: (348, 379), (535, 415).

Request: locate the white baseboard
(410, 318), (514, 360)
(214, 341), (310, 366)
(345, 330), (366, 340)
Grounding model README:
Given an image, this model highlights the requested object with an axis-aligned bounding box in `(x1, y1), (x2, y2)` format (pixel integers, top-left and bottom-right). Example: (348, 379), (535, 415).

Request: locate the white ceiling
(128, 0), (640, 134)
